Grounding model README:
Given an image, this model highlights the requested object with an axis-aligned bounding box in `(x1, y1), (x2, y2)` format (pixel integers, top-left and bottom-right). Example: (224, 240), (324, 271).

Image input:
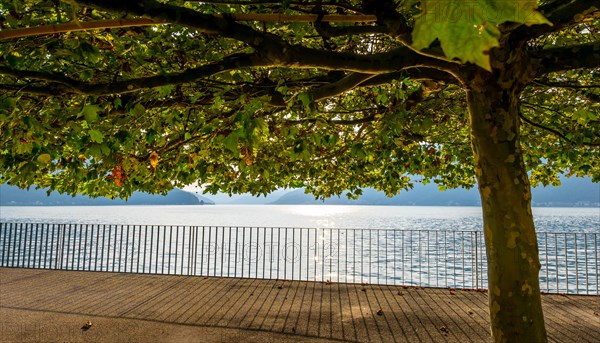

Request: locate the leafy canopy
(0, 0), (598, 198)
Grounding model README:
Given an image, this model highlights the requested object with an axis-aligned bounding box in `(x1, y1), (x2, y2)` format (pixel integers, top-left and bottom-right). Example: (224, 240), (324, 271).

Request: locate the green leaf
(158, 85), (175, 98)
(412, 0), (551, 70)
(89, 129), (104, 143)
(80, 105), (100, 123)
(223, 133), (239, 154)
(130, 103), (145, 116)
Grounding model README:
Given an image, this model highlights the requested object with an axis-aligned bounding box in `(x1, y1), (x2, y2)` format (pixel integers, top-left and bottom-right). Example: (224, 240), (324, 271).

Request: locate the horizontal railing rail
(0, 223), (597, 295)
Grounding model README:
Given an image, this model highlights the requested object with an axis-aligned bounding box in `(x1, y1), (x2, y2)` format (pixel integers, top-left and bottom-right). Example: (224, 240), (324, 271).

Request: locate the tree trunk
(466, 72), (547, 342)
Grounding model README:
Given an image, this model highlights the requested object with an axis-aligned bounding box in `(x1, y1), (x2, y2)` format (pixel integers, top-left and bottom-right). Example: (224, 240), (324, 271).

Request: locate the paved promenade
(0, 268), (598, 342)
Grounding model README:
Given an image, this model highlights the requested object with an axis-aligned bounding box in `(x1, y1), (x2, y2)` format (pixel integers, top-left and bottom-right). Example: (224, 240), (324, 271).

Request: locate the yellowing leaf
(37, 153), (52, 164)
(149, 151), (159, 169)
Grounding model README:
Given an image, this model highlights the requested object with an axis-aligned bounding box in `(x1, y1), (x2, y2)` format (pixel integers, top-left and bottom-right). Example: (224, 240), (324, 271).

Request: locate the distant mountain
(0, 184), (212, 206)
(195, 189), (289, 204)
(270, 177), (600, 207)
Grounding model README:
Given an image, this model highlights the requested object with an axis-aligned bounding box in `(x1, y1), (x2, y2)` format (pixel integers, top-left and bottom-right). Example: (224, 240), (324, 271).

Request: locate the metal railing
(0, 223), (597, 295)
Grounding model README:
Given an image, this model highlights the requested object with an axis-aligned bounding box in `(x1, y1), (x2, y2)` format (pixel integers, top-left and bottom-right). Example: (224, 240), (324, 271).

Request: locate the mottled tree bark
(466, 71), (547, 343)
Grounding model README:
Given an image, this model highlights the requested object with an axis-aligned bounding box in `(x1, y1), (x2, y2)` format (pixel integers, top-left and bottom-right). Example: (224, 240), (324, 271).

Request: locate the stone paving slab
(0, 268), (598, 342)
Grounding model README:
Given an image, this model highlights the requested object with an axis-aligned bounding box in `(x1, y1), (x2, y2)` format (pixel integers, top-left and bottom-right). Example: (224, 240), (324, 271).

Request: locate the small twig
(519, 112), (600, 147)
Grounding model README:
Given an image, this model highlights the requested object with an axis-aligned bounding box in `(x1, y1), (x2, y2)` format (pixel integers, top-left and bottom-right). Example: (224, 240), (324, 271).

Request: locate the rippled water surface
(1, 205), (598, 232)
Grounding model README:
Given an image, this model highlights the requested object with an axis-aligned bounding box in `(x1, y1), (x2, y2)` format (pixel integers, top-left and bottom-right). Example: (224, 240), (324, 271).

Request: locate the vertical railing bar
(393, 230), (397, 285)
(314, 229), (318, 282)
(2, 223), (10, 266)
(28, 224), (35, 268)
(545, 233), (549, 292)
(136, 226), (142, 274)
(594, 233), (598, 296)
(65, 224), (73, 270)
(25, 224), (32, 268)
(584, 233), (588, 295)
(461, 232), (465, 288)
(554, 233), (558, 293)
(330, 228), (334, 283)
(254, 227), (259, 278)
(375, 229), (381, 283)
(214, 227), (219, 277)
(269, 227), (273, 279)
(20, 223), (27, 268)
(143, 226), (149, 274)
(401, 230), (404, 285)
(262, 227), (267, 279)
(278, 228), (282, 280)
(574, 233), (579, 294)
(291, 228), (295, 281)
(419, 231), (423, 287)
(160, 226), (167, 274)
(284, 228), (288, 280)
(34, 224), (41, 268)
(18, 223), (26, 267)
(409, 231), (413, 287)
(194, 226), (200, 276)
(153, 225), (159, 274)
(368, 229), (372, 284)
(436, 231), (440, 288)
(148, 225), (155, 274)
(299, 228), (303, 281)
(353, 229), (356, 284)
(233, 227), (237, 278)
(248, 227), (253, 279)
(227, 227), (232, 277)
(240, 227), (245, 278)
(109, 225), (119, 272)
(22, 223), (28, 268)
(453, 231), (457, 288)
(58, 224), (65, 269)
(338, 229), (348, 283)
(81, 224), (87, 271)
(10, 223), (17, 267)
(75, 224), (87, 270)
(177, 226), (182, 275)
(427, 231), (430, 287)
(98, 225), (106, 271)
(220, 226), (225, 277)
(117, 224), (123, 273)
(86, 224), (93, 271)
(322, 228), (325, 283)
(200, 226), (205, 276)
(123, 225), (129, 273)
(564, 232), (568, 293)
(43, 224), (50, 269)
(0, 223), (7, 266)
(168, 226), (173, 275)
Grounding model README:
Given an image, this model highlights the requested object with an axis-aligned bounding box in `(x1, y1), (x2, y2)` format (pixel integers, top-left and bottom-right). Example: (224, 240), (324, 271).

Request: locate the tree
(0, 0), (598, 341)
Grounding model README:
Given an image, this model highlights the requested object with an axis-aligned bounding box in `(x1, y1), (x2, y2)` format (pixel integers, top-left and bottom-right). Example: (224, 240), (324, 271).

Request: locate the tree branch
(511, 0), (600, 42)
(533, 41), (600, 75)
(532, 80), (600, 89)
(519, 110), (600, 147)
(0, 53), (260, 96)
(74, 0), (456, 74)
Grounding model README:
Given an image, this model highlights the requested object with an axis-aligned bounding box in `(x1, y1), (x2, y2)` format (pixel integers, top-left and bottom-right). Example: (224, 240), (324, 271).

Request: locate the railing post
(475, 232), (479, 290)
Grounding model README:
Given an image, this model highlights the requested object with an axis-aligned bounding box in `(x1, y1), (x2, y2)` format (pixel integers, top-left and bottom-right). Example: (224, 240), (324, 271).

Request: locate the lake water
(0, 205), (598, 232)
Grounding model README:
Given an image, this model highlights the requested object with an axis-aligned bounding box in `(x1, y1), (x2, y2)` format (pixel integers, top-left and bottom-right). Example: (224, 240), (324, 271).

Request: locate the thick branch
(533, 42), (600, 75)
(75, 0), (455, 74)
(512, 0), (599, 41)
(0, 53), (259, 96)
